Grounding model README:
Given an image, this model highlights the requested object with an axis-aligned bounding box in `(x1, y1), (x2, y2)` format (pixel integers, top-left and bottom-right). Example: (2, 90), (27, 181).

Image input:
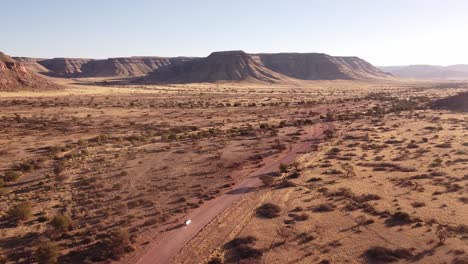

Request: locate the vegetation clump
(256, 203), (281, 218)
(313, 203), (336, 212)
(225, 236), (257, 249)
(105, 228), (132, 259)
(2, 170), (22, 182)
(36, 240), (61, 264)
(8, 202), (32, 222)
(279, 163), (288, 173)
(224, 236), (262, 261)
(50, 214), (73, 234)
(363, 246), (412, 262)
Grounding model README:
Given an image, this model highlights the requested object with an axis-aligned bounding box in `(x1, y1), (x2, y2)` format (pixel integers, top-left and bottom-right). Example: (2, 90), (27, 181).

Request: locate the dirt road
(133, 123), (331, 264)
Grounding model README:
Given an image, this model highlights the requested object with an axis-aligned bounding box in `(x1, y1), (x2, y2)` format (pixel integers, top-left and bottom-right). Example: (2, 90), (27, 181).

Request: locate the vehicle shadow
(165, 223), (185, 232)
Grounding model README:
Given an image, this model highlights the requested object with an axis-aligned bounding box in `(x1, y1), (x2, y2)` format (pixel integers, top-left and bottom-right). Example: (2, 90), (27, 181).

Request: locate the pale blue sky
(2, 0), (468, 65)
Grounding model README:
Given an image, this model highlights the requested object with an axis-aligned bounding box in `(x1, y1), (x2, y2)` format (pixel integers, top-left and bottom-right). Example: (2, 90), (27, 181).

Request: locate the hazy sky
(2, 0), (468, 66)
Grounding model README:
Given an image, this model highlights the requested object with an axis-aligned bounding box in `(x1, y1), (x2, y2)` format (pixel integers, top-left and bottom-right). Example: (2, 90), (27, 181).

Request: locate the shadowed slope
(33, 57), (192, 78)
(431, 92), (468, 112)
(255, 53), (392, 80)
(141, 51), (290, 84)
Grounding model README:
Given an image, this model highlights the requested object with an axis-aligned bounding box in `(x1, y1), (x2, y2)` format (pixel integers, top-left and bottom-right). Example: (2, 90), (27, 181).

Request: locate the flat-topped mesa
(210, 50), (247, 55)
(254, 53), (392, 80)
(141, 50), (289, 84)
(142, 51), (392, 84)
(0, 51), (60, 91)
(10, 50), (394, 83)
(207, 50), (249, 58)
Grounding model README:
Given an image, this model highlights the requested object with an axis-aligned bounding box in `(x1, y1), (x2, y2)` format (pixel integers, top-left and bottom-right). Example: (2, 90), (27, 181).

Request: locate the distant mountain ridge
(14, 51), (391, 83)
(14, 56), (193, 78)
(379, 65), (468, 79)
(140, 51), (392, 83)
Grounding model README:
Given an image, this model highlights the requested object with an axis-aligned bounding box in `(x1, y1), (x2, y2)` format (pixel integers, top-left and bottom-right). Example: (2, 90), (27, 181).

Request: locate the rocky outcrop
(0, 52), (60, 91)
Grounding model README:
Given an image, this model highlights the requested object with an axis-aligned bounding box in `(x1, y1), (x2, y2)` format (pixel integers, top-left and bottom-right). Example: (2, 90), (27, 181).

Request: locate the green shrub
(233, 244), (262, 260)
(260, 175), (274, 186)
(364, 246), (412, 262)
(389, 211), (413, 224)
(225, 236), (257, 249)
(36, 241), (61, 264)
(8, 202), (32, 221)
(107, 228), (130, 258)
(256, 203), (281, 218)
(279, 163), (288, 173)
(312, 203), (336, 212)
(224, 236), (262, 261)
(207, 257), (223, 264)
(259, 123), (269, 129)
(2, 170), (22, 182)
(50, 214), (72, 233)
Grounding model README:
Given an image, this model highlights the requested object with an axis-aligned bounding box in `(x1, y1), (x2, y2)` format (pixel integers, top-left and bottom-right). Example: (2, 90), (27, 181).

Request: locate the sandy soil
(177, 99), (467, 264)
(0, 79), (466, 264)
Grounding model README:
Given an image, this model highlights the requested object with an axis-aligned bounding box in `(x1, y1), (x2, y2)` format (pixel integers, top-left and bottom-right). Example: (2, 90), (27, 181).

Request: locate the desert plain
(0, 51), (467, 264)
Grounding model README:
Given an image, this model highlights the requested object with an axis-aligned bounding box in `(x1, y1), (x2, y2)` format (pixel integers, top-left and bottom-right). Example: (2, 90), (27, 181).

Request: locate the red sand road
(133, 123), (332, 264)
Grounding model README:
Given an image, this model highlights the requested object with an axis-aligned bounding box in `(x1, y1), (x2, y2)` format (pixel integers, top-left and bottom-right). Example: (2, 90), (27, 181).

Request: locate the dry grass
(1, 79), (467, 263)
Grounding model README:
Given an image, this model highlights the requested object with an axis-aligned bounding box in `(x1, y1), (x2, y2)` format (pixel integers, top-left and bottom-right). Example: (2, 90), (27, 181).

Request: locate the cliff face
(11, 51), (392, 84)
(80, 57), (181, 77)
(254, 53), (392, 80)
(0, 52), (60, 91)
(141, 51), (391, 84)
(143, 51), (289, 83)
(330, 56), (393, 79)
(30, 57), (191, 78)
(38, 58), (92, 76)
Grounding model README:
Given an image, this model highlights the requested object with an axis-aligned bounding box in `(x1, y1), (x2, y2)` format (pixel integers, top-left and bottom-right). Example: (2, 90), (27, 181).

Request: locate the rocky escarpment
(30, 57), (192, 78)
(254, 53), (392, 80)
(0, 52), (60, 91)
(142, 51), (289, 83)
(142, 51), (392, 84)
(13, 51), (393, 84)
(38, 58), (92, 76)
